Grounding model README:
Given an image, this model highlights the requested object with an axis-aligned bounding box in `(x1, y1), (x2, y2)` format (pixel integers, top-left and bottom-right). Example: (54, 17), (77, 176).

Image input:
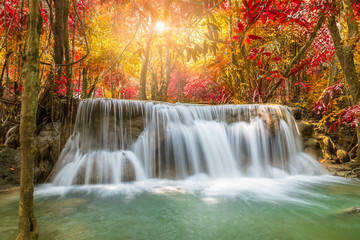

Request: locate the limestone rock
(305, 147), (319, 159)
(342, 207), (360, 215)
(122, 159), (135, 182)
(4, 125), (19, 149)
(0, 146), (21, 190)
(336, 149), (350, 164)
(314, 124), (327, 134)
(34, 122), (62, 182)
(297, 121), (314, 139)
(304, 138), (317, 149)
(319, 135), (337, 158)
(290, 107), (302, 120)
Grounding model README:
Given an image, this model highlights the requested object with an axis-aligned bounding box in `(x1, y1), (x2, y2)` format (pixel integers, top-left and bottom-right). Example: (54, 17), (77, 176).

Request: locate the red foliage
(220, 0), (231, 11)
(119, 85), (138, 99)
(96, 87), (103, 98)
(183, 75), (226, 103)
(69, 0), (88, 30)
(273, 56), (282, 62)
(103, 72), (138, 99)
(168, 70), (227, 103)
(234, 22), (245, 34)
(55, 76), (69, 96)
(330, 105), (360, 130)
(0, 0), (28, 30)
(248, 34), (262, 40)
(295, 82), (310, 92)
(313, 82), (344, 114)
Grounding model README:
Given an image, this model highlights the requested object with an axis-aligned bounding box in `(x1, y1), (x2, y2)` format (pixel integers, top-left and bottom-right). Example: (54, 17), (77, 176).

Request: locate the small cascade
(52, 99), (324, 185)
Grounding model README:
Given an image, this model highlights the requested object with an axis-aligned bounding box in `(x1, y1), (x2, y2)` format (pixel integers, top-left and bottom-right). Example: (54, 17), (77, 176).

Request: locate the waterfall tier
(52, 99), (324, 185)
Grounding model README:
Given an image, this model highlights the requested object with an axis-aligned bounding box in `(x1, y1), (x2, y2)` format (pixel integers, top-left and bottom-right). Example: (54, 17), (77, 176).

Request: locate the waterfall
(52, 99), (324, 185)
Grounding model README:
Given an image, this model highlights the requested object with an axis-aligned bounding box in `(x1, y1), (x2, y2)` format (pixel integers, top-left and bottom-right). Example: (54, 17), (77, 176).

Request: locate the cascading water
(52, 99), (325, 185)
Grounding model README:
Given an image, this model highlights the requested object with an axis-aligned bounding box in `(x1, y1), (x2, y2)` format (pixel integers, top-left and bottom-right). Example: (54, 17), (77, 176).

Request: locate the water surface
(1, 176), (360, 240)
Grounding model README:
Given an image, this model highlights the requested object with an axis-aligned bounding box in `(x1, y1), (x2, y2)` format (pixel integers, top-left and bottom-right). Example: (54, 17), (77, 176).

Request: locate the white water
(52, 99), (325, 185)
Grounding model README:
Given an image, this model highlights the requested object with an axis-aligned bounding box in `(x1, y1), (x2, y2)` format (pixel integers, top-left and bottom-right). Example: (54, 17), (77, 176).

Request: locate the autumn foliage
(0, 0), (360, 132)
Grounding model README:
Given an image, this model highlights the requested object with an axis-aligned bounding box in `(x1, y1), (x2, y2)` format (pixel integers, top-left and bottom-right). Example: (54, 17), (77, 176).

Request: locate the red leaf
(248, 34), (262, 40)
(295, 82), (310, 92)
(273, 56), (282, 62)
(248, 54), (257, 60)
(262, 51), (272, 57)
(220, 1), (230, 11)
(246, 38), (252, 43)
(234, 22), (245, 34)
(257, 60), (262, 67)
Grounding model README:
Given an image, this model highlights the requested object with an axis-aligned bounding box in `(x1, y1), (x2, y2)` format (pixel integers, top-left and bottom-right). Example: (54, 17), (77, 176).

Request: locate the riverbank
(322, 160), (360, 179)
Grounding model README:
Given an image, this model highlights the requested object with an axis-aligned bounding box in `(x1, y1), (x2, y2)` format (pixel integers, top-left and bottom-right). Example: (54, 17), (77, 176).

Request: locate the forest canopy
(1, 0), (360, 135)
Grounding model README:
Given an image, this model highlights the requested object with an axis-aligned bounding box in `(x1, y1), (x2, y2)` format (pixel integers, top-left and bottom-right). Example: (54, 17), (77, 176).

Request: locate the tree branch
(264, 13), (326, 102)
(190, 0), (227, 27)
(87, 24), (140, 95)
(283, 13), (326, 77)
(40, 0), (90, 66)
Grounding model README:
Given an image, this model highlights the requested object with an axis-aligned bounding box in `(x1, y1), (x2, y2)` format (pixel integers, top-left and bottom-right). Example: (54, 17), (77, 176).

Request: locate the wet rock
(4, 125), (19, 149)
(336, 149), (350, 164)
(314, 124), (327, 134)
(304, 138), (317, 149)
(342, 207), (360, 215)
(291, 107), (302, 120)
(122, 159), (135, 182)
(34, 122), (62, 182)
(318, 135), (337, 158)
(334, 171), (347, 177)
(305, 147), (319, 159)
(297, 121), (314, 139)
(0, 146), (21, 191)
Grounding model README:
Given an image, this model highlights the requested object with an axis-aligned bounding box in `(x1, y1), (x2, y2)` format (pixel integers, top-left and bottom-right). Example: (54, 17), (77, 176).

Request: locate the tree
(138, 22), (154, 100)
(327, 0), (360, 159)
(17, 0), (41, 239)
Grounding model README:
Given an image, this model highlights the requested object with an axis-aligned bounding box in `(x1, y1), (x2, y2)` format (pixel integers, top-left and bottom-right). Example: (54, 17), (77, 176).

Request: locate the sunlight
(155, 21), (166, 32)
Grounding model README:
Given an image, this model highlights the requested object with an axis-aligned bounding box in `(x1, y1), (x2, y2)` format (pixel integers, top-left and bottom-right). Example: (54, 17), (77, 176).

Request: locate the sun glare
(155, 21), (166, 32)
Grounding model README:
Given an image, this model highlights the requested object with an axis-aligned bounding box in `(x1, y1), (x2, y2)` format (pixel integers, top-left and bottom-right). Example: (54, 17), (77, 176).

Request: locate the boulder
(297, 121), (314, 139)
(0, 146), (21, 191)
(314, 124), (328, 134)
(342, 207), (360, 215)
(122, 159), (135, 182)
(34, 122), (62, 182)
(336, 149), (350, 164)
(290, 107), (302, 120)
(318, 135), (337, 158)
(4, 125), (20, 149)
(305, 147), (319, 159)
(304, 138), (317, 149)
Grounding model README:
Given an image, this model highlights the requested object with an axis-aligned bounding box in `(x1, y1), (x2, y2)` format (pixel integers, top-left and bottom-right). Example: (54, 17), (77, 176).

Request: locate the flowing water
(1, 177), (360, 240)
(1, 99), (360, 239)
(52, 99), (325, 184)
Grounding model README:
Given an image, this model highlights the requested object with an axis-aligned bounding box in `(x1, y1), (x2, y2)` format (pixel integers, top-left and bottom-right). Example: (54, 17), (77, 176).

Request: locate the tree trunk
(151, 72), (158, 100)
(327, 7), (360, 159)
(17, 0), (41, 239)
(264, 13), (325, 102)
(138, 31), (153, 100)
(54, 0), (65, 81)
(328, 55), (338, 85)
(0, 52), (12, 89)
(158, 43), (172, 100)
(64, 0), (72, 99)
(176, 69), (183, 102)
(81, 68), (88, 99)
